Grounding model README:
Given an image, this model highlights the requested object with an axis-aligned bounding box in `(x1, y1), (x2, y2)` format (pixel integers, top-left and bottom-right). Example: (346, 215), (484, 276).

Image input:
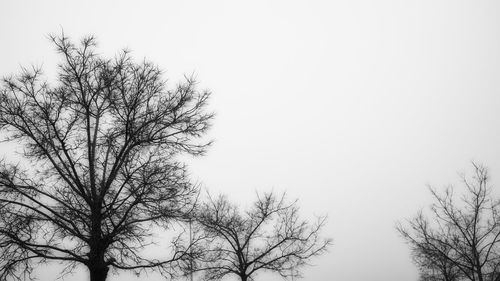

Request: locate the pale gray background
(1, 1), (500, 281)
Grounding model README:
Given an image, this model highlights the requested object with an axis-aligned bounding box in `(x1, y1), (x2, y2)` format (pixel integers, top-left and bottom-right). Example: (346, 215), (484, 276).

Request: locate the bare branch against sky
(186, 191), (331, 281)
(397, 163), (500, 281)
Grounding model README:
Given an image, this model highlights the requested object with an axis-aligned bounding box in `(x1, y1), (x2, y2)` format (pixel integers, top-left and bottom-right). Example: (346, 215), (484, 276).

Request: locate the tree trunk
(240, 275), (248, 281)
(89, 208), (108, 281)
(89, 265), (109, 281)
(88, 242), (109, 281)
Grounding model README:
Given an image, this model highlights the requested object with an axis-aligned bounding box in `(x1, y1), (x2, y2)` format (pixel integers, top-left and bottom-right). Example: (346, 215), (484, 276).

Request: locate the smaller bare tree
(186, 191), (331, 281)
(397, 163), (500, 281)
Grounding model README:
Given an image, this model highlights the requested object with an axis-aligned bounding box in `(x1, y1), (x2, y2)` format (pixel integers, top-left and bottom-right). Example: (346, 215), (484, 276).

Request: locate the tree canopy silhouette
(397, 163), (500, 281)
(187, 191), (331, 281)
(0, 34), (213, 281)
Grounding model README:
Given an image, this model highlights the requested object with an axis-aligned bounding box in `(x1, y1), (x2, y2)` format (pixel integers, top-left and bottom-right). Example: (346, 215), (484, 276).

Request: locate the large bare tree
(0, 34), (213, 281)
(187, 192), (332, 281)
(397, 163), (500, 281)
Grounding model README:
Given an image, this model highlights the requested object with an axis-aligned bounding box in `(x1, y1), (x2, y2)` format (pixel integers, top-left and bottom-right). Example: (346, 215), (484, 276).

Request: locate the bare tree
(0, 33), (213, 281)
(397, 163), (500, 281)
(187, 192), (332, 281)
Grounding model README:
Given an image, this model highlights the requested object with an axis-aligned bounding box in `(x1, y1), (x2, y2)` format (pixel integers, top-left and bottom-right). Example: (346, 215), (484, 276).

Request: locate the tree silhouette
(0, 33), (213, 281)
(188, 192), (331, 281)
(397, 163), (500, 281)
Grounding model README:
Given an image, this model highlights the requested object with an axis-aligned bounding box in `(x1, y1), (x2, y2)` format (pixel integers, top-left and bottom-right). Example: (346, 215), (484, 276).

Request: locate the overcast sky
(2, 1), (500, 281)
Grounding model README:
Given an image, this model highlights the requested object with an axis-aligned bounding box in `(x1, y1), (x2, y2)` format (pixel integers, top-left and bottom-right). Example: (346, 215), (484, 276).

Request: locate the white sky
(2, 1), (500, 281)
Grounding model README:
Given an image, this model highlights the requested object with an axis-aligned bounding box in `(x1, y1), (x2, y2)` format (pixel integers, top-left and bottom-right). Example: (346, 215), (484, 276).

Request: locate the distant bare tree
(187, 192), (332, 281)
(397, 163), (500, 281)
(0, 33), (213, 281)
